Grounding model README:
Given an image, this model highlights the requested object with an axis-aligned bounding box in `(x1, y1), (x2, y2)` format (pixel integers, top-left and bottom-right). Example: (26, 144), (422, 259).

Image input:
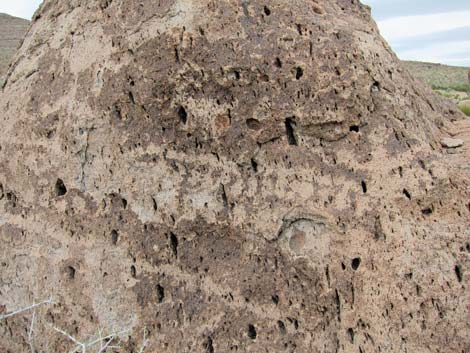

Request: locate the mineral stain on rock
(0, 0), (469, 352)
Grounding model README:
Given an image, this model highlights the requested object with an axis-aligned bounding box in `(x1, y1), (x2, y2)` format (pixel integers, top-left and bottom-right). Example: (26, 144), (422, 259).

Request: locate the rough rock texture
(1, 1), (469, 352)
(0, 13), (30, 85)
(441, 137), (464, 149)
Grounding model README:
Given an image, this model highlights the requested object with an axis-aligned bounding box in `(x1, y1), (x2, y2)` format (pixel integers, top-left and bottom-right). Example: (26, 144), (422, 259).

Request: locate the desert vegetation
(459, 104), (470, 116)
(403, 61), (470, 116)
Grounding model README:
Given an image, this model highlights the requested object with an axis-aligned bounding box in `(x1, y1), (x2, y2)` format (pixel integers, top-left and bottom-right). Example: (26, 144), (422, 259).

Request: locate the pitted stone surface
(0, 1), (469, 352)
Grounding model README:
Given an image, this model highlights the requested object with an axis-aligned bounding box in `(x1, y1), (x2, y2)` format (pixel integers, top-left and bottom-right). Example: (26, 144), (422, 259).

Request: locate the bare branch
(1, 298), (137, 353)
(86, 328), (131, 348)
(138, 327), (149, 353)
(50, 323), (131, 353)
(52, 325), (83, 346)
(98, 327), (103, 351)
(0, 297), (53, 320)
(28, 309), (36, 353)
(96, 337), (114, 353)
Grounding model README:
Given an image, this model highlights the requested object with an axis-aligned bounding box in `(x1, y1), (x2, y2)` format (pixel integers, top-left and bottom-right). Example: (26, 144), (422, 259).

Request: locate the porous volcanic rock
(1, 1), (469, 352)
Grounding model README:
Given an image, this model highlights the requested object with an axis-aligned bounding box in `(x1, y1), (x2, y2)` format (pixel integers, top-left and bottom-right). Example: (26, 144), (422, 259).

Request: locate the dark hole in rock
(55, 178), (67, 197)
(112, 106), (123, 120)
(287, 317), (299, 329)
(170, 232), (178, 257)
(455, 265), (463, 283)
(178, 106), (188, 124)
(295, 67), (304, 80)
(371, 81), (381, 92)
(6, 192), (17, 207)
(251, 158), (258, 173)
(131, 265), (136, 278)
(349, 125), (359, 132)
(285, 118), (298, 146)
(347, 328), (355, 343)
(247, 324), (257, 339)
(246, 118), (261, 130)
(275, 57), (282, 68)
(361, 181), (367, 193)
(67, 266), (76, 279)
(351, 257), (361, 270)
(156, 284), (165, 303)
(422, 207), (433, 216)
(403, 189), (412, 200)
(278, 320), (286, 334)
(264, 6), (271, 16)
(175, 47), (180, 63)
(271, 294), (279, 305)
(204, 337), (214, 353)
(111, 230), (119, 245)
(128, 91), (135, 104)
(220, 184), (229, 209)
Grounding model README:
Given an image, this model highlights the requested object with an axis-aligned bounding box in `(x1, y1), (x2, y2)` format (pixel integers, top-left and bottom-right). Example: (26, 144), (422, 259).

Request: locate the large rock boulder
(0, 0), (468, 352)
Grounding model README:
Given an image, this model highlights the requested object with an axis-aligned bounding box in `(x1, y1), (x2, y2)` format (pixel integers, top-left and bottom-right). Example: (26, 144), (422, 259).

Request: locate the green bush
(459, 105), (470, 116)
(437, 91), (458, 99)
(432, 84), (470, 93)
(451, 83), (470, 93)
(432, 84), (449, 91)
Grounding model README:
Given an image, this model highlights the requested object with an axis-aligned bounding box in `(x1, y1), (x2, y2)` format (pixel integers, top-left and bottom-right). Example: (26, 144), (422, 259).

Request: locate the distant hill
(401, 61), (470, 115)
(0, 13), (30, 84)
(402, 60), (470, 91)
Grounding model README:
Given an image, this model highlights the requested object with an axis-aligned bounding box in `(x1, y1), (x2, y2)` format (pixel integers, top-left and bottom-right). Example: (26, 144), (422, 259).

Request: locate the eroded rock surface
(441, 137), (464, 148)
(0, 0), (469, 352)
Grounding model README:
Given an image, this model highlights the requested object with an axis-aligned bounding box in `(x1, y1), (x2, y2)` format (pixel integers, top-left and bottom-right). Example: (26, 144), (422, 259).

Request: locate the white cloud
(400, 40), (470, 66)
(378, 10), (470, 41)
(0, 0), (43, 19)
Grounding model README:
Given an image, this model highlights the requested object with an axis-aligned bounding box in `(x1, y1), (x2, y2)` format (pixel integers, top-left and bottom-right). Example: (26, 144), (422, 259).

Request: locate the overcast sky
(362, 0), (470, 66)
(0, 0), (469, 67)
(0, 0), (42, 20)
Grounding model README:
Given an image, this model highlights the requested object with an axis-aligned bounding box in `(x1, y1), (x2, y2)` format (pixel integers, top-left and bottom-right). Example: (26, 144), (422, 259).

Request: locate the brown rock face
(0, 1), (469, 352)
